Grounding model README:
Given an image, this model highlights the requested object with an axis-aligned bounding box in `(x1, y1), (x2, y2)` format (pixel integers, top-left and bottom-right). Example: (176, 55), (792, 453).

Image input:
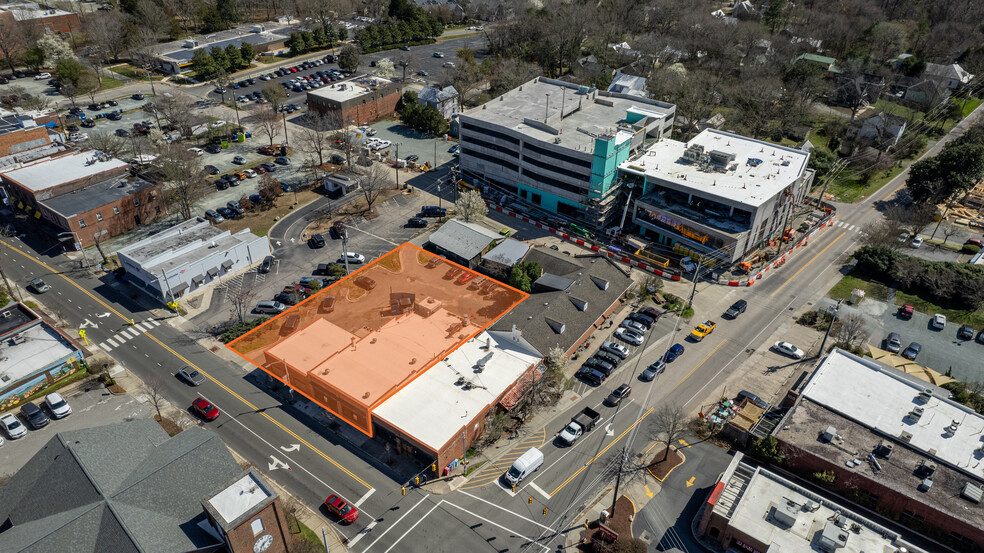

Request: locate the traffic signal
(401, 486), (406, 496)
(543, 507), (547, 516)
(528, 497), (533, 505)
(432, 463), (437, 472)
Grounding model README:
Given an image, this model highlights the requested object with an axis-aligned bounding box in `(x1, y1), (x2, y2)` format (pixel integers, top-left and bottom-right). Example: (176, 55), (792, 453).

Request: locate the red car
(192, 397), (220, 421)
(899, 304), (914, 319)
(444, 267), (463, 280)
(965, 238), (984, 248)
(324, 494), (359, 523)
(456, 272), (476, 285)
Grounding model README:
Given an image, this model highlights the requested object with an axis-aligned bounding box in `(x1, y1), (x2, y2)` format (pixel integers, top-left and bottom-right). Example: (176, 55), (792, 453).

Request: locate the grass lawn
(961, 96), (983, 118)
(294, 520), (324, 550)
(895, 290), (984, 329)
(828, 273), (890, 303)
(808, 132), (831, 150)
(825, 164), (905, 203)
(218, 188), (321, 236)
(98, 77), (124, 90)
(111, 64), (165, 81)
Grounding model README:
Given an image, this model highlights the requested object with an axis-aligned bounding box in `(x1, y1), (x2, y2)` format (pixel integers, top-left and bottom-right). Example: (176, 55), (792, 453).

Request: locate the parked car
(216, 206), (235, 219)
(35, 72), (51, 80)
(899, 304), (914, 319)
(204, 209), (224, 223)
(310, 233), (327, 248)
(620, 320), (647, 334)
(29, 278), (50, 293)
(663, 344), (685, 362)
(275, 156), (291, 165)
(911, 236), (924, 248)
(421, 205), (447, 217)
(965, 238), (984, 248)
(614, 327), (644, 346)
(885, 332), (902, 354)
(226, 201), (244, 216)
(210, 120), (227, 129)
(958, 324), (975, 340)
(191, 397), (220, 421)
(594, 351), (621, 367)
(641, 360), (666, 381)
(259, 256), (274, 274)
(255, 300), (287, 314)
(232, 155), (247, 165)
(205, 143), (222, 154)
(583, 356), (614, 376)
(601, 341), (629, 359)
(21, 402), (50, 429)
(337, 252), (366, 264)
(627, 313), (655, 328)
(606, 384), (632, 407)
(736, 390), (767, 409)
(901, 342), (922, 360)
(178, 366), (207, 386)
(407, 217), (427, 228)
(355, 275), (376, 290)
(204, 164), (220, 175)
(773, 341), (805, 359)
(324, 494), (359, 523)
(0, 413), (26, 439)
(44, 392), (72, 418)
(932, 313), (946, 329)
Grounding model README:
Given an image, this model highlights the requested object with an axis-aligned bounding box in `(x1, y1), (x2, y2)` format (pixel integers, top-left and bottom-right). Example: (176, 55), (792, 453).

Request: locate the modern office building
(146, 20), (297, 74)
(117, 218), (270, 302)
(457, 77), (675, 230)
(771, 348), (984, 552)
(699, 453), (929, 553)
(619, 129), (813, 264)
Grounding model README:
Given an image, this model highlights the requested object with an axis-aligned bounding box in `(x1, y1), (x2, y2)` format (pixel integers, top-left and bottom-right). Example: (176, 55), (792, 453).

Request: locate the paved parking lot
(0, 383), (151, 476)
(361, 35), (489, 88)
(366, 121), (458, 166)
(816, 296), (984, 383)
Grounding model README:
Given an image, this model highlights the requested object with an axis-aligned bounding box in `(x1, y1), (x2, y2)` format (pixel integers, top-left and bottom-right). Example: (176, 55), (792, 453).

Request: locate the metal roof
(428, 219), (502, 260)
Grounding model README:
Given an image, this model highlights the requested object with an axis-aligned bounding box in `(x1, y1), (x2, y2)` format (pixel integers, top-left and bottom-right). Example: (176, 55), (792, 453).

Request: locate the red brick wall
(41, 182), (164, 247)
(310, 89), (402, 127)
(224, 501), (291, 553)
(778, 440), (984, 551)
(0, 11), (80, 42)
(0, 126), (50, 156)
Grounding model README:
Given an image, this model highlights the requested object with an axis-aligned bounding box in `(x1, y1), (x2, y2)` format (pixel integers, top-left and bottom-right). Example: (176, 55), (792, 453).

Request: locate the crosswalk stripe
(115, 333), (127, 343)
(119, 329), (134, 338)
(131, 324), (147, 334)
(105, 338), (118, 347)
(137, 321), (153, 331)
(98, 342), (111, 351)
(147, 319), (161, 327)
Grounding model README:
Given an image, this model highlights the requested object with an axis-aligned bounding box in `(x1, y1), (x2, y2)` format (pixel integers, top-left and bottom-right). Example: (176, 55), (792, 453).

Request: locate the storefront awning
(170, 282), (189, 294)
(191, 274), (205, 284)
(207, 267), (219, 277)
(221, 259), (234, 269)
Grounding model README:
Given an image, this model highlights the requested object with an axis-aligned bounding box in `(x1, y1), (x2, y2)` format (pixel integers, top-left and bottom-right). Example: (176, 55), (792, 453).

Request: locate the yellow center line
(770, 232), (846, 298)
(670, 339), (727, 393)
(549, 406), (654, 497)
(1, 240), (373, 490)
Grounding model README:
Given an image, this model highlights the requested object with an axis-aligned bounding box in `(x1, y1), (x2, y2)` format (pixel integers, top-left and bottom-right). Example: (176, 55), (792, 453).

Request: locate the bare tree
(253, 107), (282, 146)
(457, 189), (487, 222)
(144, 373), (167, 420)
(889, 256), (922, 289)
(885, 203), (937, 238)
(153, 93), (197, 138)
(229, 281), (258, 324)
(297, 111), (338, 169)
(85, 10), (130, 64)
(940, 222), (961, 245)
(651, 405), (686, 462)
(153, 145), (210, 219)
(86, 133), (129, 158)
(836, 312), (869, 348)
(861, 218), (908, 251)
(262, 82), (288, 112)
(0, 17), (28, 73)
(359, 163), (390, 214)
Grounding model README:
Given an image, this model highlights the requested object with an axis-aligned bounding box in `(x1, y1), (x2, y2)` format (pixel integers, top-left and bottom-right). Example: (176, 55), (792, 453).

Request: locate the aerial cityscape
(0, 0), (983, 552)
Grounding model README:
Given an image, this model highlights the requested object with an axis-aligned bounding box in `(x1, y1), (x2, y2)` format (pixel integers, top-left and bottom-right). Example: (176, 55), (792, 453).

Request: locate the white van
(503, 447), (543, 486)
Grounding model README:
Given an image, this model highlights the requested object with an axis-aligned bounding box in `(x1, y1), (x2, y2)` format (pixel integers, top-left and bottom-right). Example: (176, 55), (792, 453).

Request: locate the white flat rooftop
(802, 349), (984, 481)
(0, 324), (78, 383)
(724, 458), (917, 553)
(372, 330), (542, 451)
(622, 129), (808, 208)
(1, 151), (128, 193)
(308, 75), (394, 102)
(206, 473), (272, 524)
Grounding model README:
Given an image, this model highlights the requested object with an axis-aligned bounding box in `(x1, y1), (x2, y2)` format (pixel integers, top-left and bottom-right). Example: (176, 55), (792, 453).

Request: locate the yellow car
(689, 320), (716, 341)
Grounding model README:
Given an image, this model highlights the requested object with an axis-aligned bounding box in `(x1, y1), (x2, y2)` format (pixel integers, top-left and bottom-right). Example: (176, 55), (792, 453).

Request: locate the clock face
(253, 534), (274, 553)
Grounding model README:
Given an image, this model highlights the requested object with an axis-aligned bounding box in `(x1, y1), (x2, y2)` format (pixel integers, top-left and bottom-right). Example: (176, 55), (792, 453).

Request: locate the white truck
(557, 407), (601, 446)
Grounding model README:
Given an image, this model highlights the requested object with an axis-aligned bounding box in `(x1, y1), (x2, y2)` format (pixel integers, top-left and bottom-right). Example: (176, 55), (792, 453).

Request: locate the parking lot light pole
(437, 183), (442, 210)
(282, 111), (289, 145)
(142, 64), (156, 96)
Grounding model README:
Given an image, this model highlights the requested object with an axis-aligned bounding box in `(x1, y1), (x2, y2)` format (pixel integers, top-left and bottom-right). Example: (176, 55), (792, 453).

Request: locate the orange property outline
(226, 243), (529, 438)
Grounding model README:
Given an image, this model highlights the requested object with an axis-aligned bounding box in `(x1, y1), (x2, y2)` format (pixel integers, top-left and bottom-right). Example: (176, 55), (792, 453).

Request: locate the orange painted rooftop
(227, 243), (528, 434)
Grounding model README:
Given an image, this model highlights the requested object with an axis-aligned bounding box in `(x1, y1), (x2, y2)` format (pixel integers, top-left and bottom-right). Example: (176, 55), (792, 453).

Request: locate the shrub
(797, 310), (833, 330)
(962, 244), (981, 254)
(750, 435), (785, 465)
(219, 317), (268, 342)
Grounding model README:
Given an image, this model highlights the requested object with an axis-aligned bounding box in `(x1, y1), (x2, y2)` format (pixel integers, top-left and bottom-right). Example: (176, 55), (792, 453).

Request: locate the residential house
(847, 111), (907, 150)
(418, 85), (459, 120)
(829, 72), (886, 109)
(924, 62), (974, 90)
(794, 53), (840, 74)
(731, 0), (758, 20)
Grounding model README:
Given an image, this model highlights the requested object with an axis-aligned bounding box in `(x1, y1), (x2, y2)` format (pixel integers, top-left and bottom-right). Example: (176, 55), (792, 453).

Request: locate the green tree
(199, 5), (224, 32)
(906, 143), (984, 203)
(55, 57), (86, 87)
(762, 0), (788, 33)
(210, 46), (229, 71)
(191, 49), (218, 79)
(216, 0), (238, 25)
(326, 263), (347, 279)
(239, 43), (255, 64)
(225, 44), (243, 69)
(302, 31), (315, 49)
(339, 44), (360, 72)
(20, 45), (44, 72)
(507, 265), (533, 292)
(324, 26), (336, 47)
(336, 25), (348, 41)
(751, 435), (785, 465)
(313, 27), (327, 47)
(288, 33), (304, 56)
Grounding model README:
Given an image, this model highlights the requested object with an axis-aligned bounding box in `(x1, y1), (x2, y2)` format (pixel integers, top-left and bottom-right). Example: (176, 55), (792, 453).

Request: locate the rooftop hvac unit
(1, 311), (11, 318)
(773, 498), (799, 527)
(874, 440), (894, 459)
(899, 430), (914, 443)
(821, 426), (837, 443)
(917, 389), (933, 403)
(917, 478), (933, 492)
(183, 39), (199, 48)
(907, 407), (924, 422)
(252, 24), (264, 32)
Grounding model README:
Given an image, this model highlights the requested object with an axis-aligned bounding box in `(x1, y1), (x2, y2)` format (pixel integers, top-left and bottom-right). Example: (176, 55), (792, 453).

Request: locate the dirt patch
(154, 415), (183, 436)
(576, 495), (636, 552)
(647, 445), (685, 481)
(108, 383), (127, 394)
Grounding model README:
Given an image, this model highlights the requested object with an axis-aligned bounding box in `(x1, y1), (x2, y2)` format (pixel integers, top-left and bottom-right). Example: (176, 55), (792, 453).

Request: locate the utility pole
(342, 230), (350, 274)
(437, 182), (442, 209)
(686, 255), (703, 308)
(282, 111), (289, 145)
(143, 64), (156, 96)
(609, 447), (628, 516)
(818, 300), (842, 357)
(395, 143), (400, 189)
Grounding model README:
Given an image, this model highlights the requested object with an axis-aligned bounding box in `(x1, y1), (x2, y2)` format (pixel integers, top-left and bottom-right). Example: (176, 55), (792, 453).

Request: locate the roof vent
(1, 311), (10, 318)
(961, 483), (983, 504)
(917, 478), (933, 492)
(907, 407), (924, 422)
(917, 389), (933, 403)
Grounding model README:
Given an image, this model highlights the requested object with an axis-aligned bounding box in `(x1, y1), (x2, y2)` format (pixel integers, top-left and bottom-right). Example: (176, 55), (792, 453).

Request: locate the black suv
(21, 402), (50, 429)
(421, 205), (447, 217)
(309, 233), (326, 248)
(725, 299), (748, 318)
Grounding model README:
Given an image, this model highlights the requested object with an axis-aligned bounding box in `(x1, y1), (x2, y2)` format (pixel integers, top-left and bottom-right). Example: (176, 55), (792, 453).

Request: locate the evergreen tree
(225, 44), (243, 69)
(239, 43), (256, 64)
(191, 50), (217, 78)
(210, 46), (230, 71)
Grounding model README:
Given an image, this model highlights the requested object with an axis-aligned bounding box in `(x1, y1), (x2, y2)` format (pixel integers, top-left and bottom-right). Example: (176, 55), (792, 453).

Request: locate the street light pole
(143, 64), (156, 96)
(282, 111), (289, 145)
(395, 143), (400, 189)
(818, 300), (842, 357)
(59, 232), (90, 268)
(437, 183), (442, 210)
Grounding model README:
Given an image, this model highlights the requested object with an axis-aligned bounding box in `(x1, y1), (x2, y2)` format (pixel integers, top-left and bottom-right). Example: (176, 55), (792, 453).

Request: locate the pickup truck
(689, 320), (716, 341)
(557, 407), (601, 445)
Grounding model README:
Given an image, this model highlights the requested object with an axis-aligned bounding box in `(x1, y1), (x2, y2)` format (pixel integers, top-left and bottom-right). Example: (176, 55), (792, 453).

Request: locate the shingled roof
(0, 420), (243, 553)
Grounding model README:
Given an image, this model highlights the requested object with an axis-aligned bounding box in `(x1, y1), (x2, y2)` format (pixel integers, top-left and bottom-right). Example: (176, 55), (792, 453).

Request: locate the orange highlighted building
(229, 243), (532, 470)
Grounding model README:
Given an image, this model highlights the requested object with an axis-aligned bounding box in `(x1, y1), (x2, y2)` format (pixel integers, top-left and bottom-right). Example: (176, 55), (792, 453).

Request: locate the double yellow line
(1, 241), (372, 490)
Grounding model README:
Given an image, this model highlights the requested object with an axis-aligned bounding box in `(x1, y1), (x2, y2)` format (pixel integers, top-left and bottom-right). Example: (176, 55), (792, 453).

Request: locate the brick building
(0, 112), (65, 175)
(0, 3), (80, 35)
(0, 151), (163, 246)
(770, 349), (984, 552)
(306, 75), (403, 127)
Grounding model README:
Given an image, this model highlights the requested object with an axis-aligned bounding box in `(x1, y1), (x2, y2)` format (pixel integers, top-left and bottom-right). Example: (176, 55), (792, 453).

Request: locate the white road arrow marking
(268, 456), (290, 471)
(95, 312), (111, 318)
(79, 319), (98, 329)
(280, 444), (300, 452)
(605, 423), (614, 437)
(276, 241), (282, 246)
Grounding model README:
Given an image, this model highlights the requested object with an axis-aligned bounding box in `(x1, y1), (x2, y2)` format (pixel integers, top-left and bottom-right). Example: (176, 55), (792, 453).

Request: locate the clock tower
(203, 468), (292, 553)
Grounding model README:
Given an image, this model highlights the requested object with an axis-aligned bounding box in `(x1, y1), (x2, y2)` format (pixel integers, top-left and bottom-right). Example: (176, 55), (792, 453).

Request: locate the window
(250, 518), (264, 535)
(900, 510), (924, 524)
(114, 206), (120, 215)
(133, 197), (140, 207)
(78, 219), (86, 228)
(96, 213), (103, 222)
